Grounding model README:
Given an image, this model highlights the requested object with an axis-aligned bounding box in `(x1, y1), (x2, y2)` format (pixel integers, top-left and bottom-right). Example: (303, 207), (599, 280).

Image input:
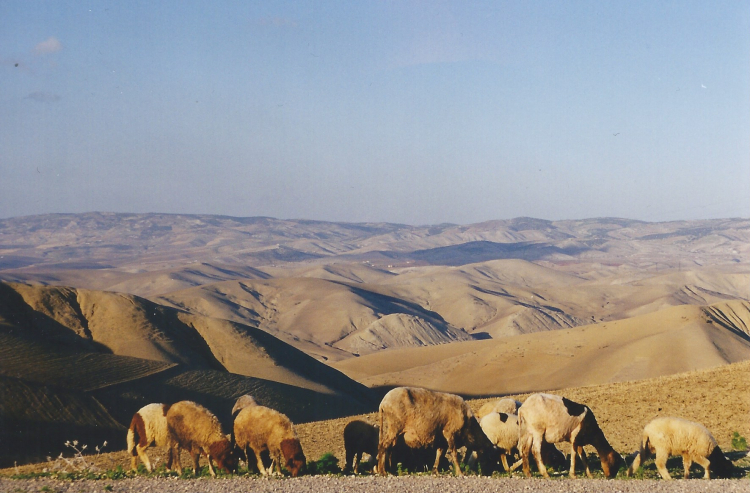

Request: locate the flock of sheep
(126, 386), (739, 481)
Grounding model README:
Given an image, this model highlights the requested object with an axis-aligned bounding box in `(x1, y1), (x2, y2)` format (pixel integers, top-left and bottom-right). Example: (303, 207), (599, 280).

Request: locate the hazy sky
(2, 1), (749, 225)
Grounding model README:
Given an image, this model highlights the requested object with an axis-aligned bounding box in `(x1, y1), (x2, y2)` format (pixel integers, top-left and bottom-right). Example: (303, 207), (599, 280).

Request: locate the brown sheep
(343, 419), (379, 474)
(233, 403), (306, 477)
(518, 393), (624, 479)
(165, 401), (238, 477)
(626, 417), (735, 479)
(377, 386), (496, 476)
(126, 403), (170, 472)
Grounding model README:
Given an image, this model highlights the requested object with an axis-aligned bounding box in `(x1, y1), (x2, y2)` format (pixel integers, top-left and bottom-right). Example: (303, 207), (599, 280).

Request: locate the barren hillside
(333, 301), (750, 395)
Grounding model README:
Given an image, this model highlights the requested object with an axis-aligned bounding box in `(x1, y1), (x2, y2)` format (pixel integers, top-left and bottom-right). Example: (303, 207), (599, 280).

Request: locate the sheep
(126, 403), (170, 472)
(476, 398), (523, 420)
(518, 393), (624, 479)
(626, 417), (735, 479)
(233, 403), (306, 477)
(377, 386), (497, 476)
(165, 401), (238, 477)
(470, 412), (567, 473)
(343, 419), (379, 474)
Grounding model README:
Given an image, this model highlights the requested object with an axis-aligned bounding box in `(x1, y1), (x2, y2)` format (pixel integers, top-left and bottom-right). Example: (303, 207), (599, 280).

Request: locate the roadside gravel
(3, 476), (750, 493)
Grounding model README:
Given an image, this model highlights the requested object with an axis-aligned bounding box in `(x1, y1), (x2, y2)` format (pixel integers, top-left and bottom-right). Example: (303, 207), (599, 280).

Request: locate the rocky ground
(3, 475), (750, 493)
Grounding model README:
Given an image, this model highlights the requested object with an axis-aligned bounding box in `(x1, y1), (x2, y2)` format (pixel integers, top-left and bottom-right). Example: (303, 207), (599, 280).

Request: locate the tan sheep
(126, 403), (170, 472)
(343, 419), (379, 474)
(233, 403), (306, 477)
(165, 401), (238, 477)
(377, 386), (496, 476)
(626, 417), (735, 479)
(518, 393), (624, 479)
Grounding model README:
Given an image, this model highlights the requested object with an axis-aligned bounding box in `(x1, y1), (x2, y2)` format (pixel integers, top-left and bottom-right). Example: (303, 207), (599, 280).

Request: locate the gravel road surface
(3, 476), (750, 493)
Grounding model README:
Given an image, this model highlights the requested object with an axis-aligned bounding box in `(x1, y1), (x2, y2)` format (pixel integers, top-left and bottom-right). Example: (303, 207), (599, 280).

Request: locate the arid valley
(1, 213), (749, 482)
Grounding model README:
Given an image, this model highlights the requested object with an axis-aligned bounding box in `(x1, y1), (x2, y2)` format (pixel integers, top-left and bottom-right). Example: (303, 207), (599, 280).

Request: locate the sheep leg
(576, 445), (593, 479)
(205, 452), (217, 478)
(377, 442), (393, 476)
(532, 438), (550, 479)
(253, 448), (269, 476)
(500, 453), (510, 473)
(519, 432), (534, 478)
(241, 447), (251, 473)
(191, 450), (201, 476)
(135, 445), (152, 472)
(693, 455), (711, 479)
(509, 458), (523, 471)
(171, 444), (183, 475)
(654, 451), (672, 480)
(447, 445), (464, 476)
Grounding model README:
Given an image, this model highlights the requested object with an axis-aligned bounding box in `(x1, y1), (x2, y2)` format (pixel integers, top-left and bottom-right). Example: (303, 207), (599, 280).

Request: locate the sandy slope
(333, 301), (750, 395)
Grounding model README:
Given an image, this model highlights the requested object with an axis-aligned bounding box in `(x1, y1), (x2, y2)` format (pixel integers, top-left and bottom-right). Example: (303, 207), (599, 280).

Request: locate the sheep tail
(127, 413), (142, 457)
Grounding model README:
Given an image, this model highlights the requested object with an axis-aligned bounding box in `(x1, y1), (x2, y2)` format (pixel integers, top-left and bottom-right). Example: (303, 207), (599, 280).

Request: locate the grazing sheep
(343, 419), (379, 474)
(476, 399), (523, 420)
(626, 417), (735, 480)
(470, 412), (566, 473)
(166, 401), (238, 477)
(126, 403), (170, 472)
(233, 403), (306, 477)
(377, 386), (496, 476)
(518, 393), (624, 479)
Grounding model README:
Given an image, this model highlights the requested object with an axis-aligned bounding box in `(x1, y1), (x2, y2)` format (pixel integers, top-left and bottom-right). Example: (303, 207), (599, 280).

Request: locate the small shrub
(306, 452), (341, 475)
(732, 432), (748, 451)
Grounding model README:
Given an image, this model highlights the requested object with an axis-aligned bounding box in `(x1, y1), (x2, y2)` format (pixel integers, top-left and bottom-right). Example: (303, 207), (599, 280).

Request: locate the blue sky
(1, 1), (748, 225)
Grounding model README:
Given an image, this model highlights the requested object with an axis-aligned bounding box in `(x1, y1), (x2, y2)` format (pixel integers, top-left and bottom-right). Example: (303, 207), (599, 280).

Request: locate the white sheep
(474, 412), (567, 473)
(626, 417), (735, 480)
(126, 403), (170, 472)
(476, 399), (523, 420)
(518, 393), (624, 479)
(479, 412), (520, 472)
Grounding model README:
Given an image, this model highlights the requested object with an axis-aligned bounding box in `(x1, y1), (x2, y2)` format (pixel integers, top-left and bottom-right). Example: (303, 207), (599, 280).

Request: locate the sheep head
(600, 450), (625, 479)
(281, 438), (306, 477)
(708, 447), (736, 479)
(210, 439), (239, 474)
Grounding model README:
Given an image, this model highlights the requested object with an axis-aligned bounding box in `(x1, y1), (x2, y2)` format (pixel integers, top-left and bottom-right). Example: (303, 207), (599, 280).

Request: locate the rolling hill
(332, 300), (750, 395)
